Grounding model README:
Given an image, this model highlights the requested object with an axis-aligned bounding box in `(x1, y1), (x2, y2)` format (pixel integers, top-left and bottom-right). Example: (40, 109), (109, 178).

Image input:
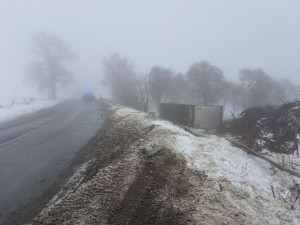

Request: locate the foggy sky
(0, 0), (300, 102)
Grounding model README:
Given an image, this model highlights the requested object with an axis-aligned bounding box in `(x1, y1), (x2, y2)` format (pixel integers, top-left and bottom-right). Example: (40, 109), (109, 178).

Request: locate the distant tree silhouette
(168, 73), (189, 104)
(148, 66), (174, 108)
(187, 61), (224, 105)
(103, 53), (137, 107)
(239, 68), (275, 106)
(135, 73), (152, 112)
(27, 32), (75, 99)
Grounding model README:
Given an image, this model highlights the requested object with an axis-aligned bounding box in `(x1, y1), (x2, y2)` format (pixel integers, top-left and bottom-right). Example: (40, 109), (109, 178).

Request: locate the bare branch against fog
(103, 53), (137, 107)
(26, 32), (75, 100)
(148, 66), (174, 109)
(134, 73), (152, 112)
(187, 61), (224, 106)
(102, 53), (300, 114)
(239, 68), (286, 107)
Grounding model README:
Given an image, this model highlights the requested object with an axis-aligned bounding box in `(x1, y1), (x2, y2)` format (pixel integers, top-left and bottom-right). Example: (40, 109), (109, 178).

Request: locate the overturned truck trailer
(160, 103), (223, 129)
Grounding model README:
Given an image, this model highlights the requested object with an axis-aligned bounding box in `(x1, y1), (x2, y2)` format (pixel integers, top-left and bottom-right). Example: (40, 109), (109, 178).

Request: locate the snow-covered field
(114, 106), (300, 224)
(0, 99), (58, 124)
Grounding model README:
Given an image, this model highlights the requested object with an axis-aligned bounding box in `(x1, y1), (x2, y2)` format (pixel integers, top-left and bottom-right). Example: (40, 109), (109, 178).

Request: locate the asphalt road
(0, 99), (107, 224)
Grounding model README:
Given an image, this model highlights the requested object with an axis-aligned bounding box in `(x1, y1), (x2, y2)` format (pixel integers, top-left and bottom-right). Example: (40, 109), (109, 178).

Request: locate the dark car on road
(83, 90), (96, 102)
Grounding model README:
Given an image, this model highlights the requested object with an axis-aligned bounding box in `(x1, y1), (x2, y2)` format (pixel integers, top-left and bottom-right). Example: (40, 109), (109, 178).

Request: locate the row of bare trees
(103, 54), (152, 112)
(25, 32), (299, 110)
(103, 53), (300, 113)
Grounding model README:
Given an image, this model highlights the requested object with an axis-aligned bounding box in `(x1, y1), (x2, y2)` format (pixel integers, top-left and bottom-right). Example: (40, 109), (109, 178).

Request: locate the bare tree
(239, 68), (275, 107)
(103, 53), (137, 107)
(169, 73), (189, 103)
(280, 79), (300, 102)
(219, 80), (233, 111)
(134, 74), (152, 112)
(228, 82), (247, 112)
(187, 61), (224, 105)
(27, 32), (75, 99)
(269, 80), (286, 105)
(148, 66), (174, 108)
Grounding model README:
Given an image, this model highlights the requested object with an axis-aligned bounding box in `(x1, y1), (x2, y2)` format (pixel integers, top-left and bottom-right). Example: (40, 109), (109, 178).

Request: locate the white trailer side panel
(194, 106), (223, 129)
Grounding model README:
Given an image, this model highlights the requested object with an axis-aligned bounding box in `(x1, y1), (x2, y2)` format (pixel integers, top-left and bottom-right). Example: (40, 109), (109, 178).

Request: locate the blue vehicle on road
(83, 90), (96, 102)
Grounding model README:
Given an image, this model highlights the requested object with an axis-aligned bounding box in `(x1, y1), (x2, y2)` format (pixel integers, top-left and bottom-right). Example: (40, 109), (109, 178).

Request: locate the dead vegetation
(224, 101), (300, 154)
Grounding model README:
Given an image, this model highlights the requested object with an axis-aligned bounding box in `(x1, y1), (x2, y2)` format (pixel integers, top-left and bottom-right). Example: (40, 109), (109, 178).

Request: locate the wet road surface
(0, 99), (107, 224)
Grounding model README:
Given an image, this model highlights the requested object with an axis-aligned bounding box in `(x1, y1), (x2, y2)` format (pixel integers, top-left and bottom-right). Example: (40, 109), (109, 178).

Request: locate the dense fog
(0, 0), (299, 109)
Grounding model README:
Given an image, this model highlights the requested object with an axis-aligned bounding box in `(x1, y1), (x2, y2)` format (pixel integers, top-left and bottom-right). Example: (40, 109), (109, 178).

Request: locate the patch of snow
(265, 133), (274, 139)
(0, 99), (58, 124)
(151, 120), (187, 134)
(256, 139), (266, 146)
(290, 106), (300, 111)
(113, 106), (140, 117)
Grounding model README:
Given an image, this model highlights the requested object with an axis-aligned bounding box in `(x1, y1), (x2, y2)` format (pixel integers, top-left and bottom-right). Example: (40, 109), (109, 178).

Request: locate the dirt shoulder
(27, 103), (300, 225)
(26, 103), (194, 225)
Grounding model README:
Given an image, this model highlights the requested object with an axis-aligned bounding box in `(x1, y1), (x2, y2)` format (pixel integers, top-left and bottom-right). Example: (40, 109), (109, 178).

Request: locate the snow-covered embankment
(29, 104), (300, 225)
